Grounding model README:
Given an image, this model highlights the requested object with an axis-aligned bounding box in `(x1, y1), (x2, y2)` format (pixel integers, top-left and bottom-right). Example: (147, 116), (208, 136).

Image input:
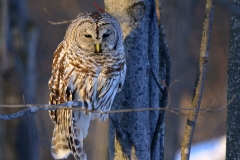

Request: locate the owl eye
(103, 33), (110, 38)
(85, 34), (92, 38)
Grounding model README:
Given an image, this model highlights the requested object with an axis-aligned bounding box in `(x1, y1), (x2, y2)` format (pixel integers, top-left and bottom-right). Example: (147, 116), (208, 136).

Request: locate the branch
(43, 8), (73, 25)
(0, 93), (235, 121)
(94, 2), (105, 12)
(0, 107), (40, 120)
(0, 103), (229, 120)
(48, 20), (72, 25)
(181, 1), (215, 160)
(0, 91), (234, 121)
(0, 82), (233, 121)
(44, 8), (66, 21)
(151, 0), (172, 158)
(0, 95), (232, 120)
(0, 101), (81, 120)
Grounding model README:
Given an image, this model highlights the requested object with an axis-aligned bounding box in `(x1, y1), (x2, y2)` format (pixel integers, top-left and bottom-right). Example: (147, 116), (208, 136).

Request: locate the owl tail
(68, 112), (92, 160)
(51, 125), (71, 159)
(51, 112), (91, 160)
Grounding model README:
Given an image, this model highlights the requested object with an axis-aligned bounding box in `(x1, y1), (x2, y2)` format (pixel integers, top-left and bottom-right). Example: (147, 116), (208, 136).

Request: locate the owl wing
(48, 42), (71, 123)
(49, 43), (92, 160)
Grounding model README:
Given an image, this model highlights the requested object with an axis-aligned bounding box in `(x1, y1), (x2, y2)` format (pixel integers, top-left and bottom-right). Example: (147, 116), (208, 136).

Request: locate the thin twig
(44, 8), (66, 21)
(181, 1), (215, 160)
(94, 2), (105, 12)
(48, 20), (72, 25)
(150, 68), (164, 92)
(0, 103), (230, 112)
(151, 0), (172, 158)
(44, 8), (73, 25)
(170, 80), (180, 87)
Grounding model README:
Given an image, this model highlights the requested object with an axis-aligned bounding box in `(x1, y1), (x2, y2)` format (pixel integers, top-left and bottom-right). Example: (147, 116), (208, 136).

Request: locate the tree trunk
(226, 0), (240, 159)
(0, 0), (10, 159)
(105, 0), (170, 159)
(0, 0), (39, 159)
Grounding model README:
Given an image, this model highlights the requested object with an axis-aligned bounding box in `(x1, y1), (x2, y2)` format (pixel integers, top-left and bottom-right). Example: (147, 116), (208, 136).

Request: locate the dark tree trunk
(105, 0), (170, 159)
(226, 0), (240, 159)
(0, 0), (10, 158)
(0, 0), (39, 159)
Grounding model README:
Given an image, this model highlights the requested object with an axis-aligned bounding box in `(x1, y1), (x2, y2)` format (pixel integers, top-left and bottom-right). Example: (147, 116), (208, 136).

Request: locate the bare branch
(93, 2), (105, 12)
(43, 8), (73, 25)
(151, 0), (172, 158)
(0, 101), (80, 120)
(150, 68), (164, 92)
(0, 97), (233, 120)
(0, 107), (40, 120)
(0, 105), (226, 120)
(181, 0), (215, 160)
(44, 8), (66, 21)
(48, 20), (72, 25)
(0, 90), (234, 121)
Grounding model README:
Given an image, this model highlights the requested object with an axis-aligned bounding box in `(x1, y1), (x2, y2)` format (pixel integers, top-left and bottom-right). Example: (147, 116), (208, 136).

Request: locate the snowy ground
(174, 136), (226, 160)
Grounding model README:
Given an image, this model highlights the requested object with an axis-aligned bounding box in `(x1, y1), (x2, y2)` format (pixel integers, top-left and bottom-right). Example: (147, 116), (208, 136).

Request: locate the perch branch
(0, 95), (234, 120)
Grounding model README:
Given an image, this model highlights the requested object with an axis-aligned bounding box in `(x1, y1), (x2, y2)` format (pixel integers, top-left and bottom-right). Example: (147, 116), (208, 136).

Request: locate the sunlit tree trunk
(105, 0), (170, 159)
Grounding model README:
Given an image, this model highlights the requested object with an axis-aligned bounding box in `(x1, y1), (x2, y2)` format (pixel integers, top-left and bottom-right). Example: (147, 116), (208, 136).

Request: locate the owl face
(65, 12), (123, 56)
(77, 22), (118, 53)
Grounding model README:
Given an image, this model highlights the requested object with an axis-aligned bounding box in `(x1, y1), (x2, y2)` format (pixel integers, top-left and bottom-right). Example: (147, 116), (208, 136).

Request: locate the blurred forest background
(0, 0), (230, 160)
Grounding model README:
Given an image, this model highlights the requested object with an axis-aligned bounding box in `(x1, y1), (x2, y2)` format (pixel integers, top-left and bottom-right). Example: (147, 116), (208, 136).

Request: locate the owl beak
(95, 43), (101, 53)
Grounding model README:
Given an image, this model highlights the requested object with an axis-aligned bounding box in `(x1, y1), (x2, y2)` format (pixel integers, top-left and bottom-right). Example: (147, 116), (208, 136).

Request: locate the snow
(174, 136), (226, 160)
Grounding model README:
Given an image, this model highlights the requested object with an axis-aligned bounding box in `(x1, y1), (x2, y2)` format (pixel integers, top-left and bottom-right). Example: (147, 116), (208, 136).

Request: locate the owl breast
(64, 51), (126, 121)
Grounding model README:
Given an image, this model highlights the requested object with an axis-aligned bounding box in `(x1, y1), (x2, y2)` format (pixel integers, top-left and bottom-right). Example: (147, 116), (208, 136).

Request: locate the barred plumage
(48, 12), (126, 160)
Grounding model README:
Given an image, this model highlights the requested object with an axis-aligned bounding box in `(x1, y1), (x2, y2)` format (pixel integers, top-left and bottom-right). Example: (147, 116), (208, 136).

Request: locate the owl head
(64, 12), (123, 56)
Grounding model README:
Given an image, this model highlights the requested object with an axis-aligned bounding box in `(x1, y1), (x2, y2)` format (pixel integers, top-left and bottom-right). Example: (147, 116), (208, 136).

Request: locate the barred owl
(48, 12), (126, 160)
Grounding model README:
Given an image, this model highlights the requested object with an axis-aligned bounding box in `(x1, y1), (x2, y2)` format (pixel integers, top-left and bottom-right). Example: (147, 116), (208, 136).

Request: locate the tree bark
(151, 1), (171, 159)
(0, 0), (10, 159)
(226, 0), (240, 159)
(105, 0), (170, 159)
